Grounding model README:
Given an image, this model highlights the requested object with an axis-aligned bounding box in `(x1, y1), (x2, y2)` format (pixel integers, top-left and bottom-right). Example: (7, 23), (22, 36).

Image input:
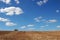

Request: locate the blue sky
(0, 0), (60, 31)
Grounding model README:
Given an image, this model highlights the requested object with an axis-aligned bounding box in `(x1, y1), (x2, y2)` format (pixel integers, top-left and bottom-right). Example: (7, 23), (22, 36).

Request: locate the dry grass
(0, 31), (60, 40)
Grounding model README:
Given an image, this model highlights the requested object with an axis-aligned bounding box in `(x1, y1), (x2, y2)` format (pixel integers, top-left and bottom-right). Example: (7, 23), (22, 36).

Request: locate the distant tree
(14, 29), (18, 31)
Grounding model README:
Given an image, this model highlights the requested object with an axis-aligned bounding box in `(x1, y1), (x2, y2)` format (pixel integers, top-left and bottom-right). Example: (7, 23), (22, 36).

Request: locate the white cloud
(37, 1), (43, 6)
(0, 17), (10, 22)
(47, 19), (57, 23)
(34, 16), (43, 22)
(34, 18), (40, 22)
(34, 16), (57, 24)
(20, 24), (34, 29)
(0, 0), (20, 4)
(5, 22), (16, 26)
(43, 0), (48, 3)
(20, 26), (26, 29)
(0, 0), (11, 4)
(40, 25), (48, 28)
(37, 0), (48, 6)
(0, 7), (23, 16)
(0, 17), (17, 26)
(15, 0), (20, 4)
(27, 24), (34, 27)
(56, 10), (60, 13)
(56, 26), (60, 28)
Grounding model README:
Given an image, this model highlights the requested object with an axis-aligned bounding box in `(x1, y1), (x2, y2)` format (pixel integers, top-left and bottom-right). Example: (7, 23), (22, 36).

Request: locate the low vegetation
(0, 31), (60, 40)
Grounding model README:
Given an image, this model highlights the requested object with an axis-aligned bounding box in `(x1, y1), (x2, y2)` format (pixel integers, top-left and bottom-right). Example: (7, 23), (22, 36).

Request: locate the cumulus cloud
(37, 0), (48, 6)
(47, 19), (57, 23)
(0, 0), (11, 4)
(0, 17), (10, 22)
(0, 7), (23, 16)
(5, 22), (16, 26)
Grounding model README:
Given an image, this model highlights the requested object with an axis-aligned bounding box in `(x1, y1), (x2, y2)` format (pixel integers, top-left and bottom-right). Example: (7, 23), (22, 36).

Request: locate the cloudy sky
(0, 0), (60, 31)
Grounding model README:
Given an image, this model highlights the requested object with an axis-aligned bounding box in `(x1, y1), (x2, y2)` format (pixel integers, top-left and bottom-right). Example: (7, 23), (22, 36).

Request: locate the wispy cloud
(56, 25), (60, 28)
(40, 26), (45, 28)
(43, 0), (48, 3)
(56, 10), (60, 13)
(37, 1), (43, 6)
(40, 25), (48, 28)
(37, 0), (48, 6)
(34, 16), (57, 24)
(0, 0), (11, 4)
(0, 0), (20, 4)
(15, 0), (20, 4)
(27, 24), (34, 27)
(46, 19), (57, 23)
(20, 26), (26, 29)
(34, 16), (43, 22)
(20, 24), (34, 29)
(0, 7), (23, 16)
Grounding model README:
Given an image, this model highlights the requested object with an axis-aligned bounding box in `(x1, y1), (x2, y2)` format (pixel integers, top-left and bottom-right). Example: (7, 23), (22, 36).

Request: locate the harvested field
(0, 31), (60, 40)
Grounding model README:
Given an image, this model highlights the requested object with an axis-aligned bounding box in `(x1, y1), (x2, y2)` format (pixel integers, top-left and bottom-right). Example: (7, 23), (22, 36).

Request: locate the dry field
(0, 31), (60, 40)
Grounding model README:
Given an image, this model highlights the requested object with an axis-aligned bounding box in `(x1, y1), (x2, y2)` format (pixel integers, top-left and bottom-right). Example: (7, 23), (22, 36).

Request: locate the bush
(14, 29), (18, 31)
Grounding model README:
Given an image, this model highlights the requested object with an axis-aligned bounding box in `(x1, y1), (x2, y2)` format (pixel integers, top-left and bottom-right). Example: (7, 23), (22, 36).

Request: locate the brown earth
(0, 31), (60, 40)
